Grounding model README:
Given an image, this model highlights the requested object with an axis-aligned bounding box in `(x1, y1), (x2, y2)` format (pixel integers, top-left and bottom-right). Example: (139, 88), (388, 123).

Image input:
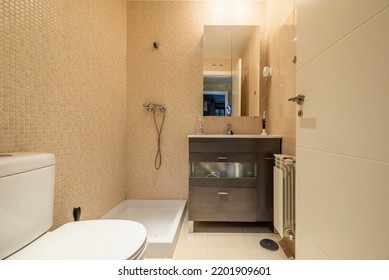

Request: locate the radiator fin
(273, 154), (296, 239)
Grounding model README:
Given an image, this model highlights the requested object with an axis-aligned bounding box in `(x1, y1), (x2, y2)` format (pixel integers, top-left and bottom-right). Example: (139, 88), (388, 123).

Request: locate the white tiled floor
(170, 213), (291, 260)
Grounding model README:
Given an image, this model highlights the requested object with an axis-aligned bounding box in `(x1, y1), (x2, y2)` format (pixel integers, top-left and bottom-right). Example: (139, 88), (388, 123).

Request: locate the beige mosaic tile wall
(261, 0), (296, 257)
(261, 0), (296, 156)
(126, 0), (266, 199)
(0, 0), (127, 229)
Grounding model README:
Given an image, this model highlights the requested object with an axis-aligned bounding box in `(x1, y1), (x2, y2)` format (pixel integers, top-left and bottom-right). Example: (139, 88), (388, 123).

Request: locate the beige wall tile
(0, 0), (128, 229)
(261, 0), (296, 156)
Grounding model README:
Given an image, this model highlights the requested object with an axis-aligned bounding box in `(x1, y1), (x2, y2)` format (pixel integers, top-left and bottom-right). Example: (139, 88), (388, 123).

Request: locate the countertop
(188, 134), (283, 138)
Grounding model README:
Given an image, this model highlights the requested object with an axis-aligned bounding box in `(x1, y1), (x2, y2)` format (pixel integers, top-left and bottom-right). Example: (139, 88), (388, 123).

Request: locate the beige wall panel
(0, 0), (128, 228)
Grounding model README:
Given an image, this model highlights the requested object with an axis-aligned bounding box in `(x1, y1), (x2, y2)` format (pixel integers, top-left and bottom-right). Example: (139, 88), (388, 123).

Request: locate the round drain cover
(259, 239), (279, 251)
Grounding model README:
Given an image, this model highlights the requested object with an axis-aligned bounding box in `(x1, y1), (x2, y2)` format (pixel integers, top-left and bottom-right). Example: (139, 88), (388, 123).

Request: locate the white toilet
(0, 152), (147, 260)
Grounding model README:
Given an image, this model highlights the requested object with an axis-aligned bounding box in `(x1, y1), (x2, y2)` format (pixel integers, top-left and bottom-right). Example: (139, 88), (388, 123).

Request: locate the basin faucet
(227, 124), (233, 135)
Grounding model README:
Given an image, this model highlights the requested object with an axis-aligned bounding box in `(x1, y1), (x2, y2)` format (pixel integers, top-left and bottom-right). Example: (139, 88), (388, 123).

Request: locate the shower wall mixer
(143, 103), (166, 112)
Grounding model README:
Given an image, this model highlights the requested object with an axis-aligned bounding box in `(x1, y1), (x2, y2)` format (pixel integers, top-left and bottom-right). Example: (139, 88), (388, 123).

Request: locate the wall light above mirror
(203, 25), (260, 117)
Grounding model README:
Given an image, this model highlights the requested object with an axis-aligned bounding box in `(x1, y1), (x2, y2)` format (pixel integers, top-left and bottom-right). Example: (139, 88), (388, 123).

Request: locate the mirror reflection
(203, 25), (260, 117)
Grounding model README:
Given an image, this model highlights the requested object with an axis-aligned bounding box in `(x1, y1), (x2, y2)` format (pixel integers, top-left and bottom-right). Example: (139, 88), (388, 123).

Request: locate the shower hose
(153, 109), (165, 170)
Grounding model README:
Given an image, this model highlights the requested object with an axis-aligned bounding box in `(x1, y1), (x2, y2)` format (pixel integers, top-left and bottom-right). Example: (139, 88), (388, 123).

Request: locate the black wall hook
(153, 42), (159, 49)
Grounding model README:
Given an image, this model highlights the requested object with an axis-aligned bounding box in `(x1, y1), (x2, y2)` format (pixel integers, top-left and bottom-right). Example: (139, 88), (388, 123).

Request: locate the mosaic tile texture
(261, 0), (296, 156)
(0, 0), (127, 228)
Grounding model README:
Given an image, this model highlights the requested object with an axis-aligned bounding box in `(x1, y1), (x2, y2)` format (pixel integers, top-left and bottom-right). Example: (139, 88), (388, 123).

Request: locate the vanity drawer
(188, 187), (257, 222)
(189, 177), (256, 188)
(189, 153), (255, 162)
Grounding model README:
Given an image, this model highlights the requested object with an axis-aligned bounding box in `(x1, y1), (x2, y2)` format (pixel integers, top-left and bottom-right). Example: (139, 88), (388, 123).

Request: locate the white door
(296, 0), (389, 259)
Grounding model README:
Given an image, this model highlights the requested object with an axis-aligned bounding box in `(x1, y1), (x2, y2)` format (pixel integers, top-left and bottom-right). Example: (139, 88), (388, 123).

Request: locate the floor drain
(259, 238), (279, 251)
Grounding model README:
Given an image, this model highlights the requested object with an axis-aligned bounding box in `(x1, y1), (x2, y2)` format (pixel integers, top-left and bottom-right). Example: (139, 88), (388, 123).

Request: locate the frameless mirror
(203, 25), (260, 117)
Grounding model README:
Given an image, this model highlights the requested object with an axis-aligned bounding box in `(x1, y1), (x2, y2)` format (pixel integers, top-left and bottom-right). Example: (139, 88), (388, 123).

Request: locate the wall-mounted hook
(153, 42), (159, 49)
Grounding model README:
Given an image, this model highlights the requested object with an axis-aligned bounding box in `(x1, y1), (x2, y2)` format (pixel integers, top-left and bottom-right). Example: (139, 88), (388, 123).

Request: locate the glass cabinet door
(190, 162), (256, 178)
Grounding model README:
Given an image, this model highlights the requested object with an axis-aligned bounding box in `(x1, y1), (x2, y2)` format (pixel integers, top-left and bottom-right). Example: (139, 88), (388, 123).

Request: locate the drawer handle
(217, 156), (228, 161)
(218, 191), (228, 196)
(265, 157), (275, 160)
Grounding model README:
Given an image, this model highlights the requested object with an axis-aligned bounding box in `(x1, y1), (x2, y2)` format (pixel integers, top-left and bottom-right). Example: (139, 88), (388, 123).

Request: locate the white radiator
(273, 154), (296, 239)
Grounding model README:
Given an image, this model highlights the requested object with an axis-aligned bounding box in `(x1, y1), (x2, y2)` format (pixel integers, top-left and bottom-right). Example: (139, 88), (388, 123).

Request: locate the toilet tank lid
(0, 152), (55, 177)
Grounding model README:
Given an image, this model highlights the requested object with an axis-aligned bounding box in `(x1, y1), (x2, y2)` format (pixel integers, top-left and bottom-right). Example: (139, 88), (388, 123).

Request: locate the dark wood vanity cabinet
(188, 137), (282, 224)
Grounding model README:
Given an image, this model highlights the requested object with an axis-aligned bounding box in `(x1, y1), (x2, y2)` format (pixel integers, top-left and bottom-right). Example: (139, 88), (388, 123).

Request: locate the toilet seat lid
(9, 220), (147, 260)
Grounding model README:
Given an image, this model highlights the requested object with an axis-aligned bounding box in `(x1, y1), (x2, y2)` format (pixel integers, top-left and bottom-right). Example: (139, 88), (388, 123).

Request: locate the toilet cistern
(0, 152), (147, 260)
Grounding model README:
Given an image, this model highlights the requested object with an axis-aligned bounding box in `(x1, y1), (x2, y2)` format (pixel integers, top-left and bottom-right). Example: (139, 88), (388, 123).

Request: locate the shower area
(110, 102), (187, 258)
(129, 99), (187, 198)
(125, 93), (189, 201)
(103, 199), (186, 258)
